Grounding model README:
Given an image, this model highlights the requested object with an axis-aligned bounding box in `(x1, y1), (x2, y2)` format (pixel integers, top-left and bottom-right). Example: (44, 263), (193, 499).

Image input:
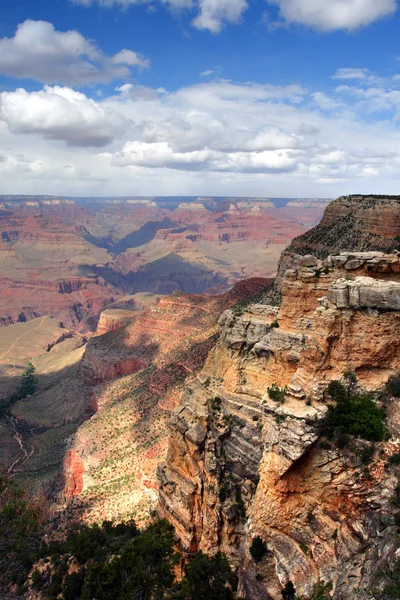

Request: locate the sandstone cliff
(274, 195), (400, 297)
(60, 279), (270, 525)
(158, 251), (400, 599)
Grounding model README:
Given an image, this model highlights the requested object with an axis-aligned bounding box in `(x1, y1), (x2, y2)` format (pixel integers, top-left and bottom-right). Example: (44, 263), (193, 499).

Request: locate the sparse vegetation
(0, 476), (44, 593)
(230, 283), (274, 316)
(268, 384), (287, 404)
(281, 581), (332, 600)
(321, 373), (386, 443)
(299, 582), (333, 600)
(387, 374), (400, 398)
(250, 536), (267, 562)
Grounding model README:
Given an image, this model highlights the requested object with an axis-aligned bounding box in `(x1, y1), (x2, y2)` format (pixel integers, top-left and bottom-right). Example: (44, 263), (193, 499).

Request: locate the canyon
(2, 194), (400, 599)
(0, 196), (328, 330)
(0, 276), (270, 528)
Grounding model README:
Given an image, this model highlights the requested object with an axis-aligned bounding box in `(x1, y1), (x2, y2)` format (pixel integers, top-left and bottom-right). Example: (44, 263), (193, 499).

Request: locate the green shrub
(0, 476), (43, 592)
(250, 536), (267, 562)
(392, 485), (400, 507)
(322, 375), (386, 443)
(387, 375), (400, 398)
(360, 446), (375, 465)
(177, 552), (237, 600)
(389, 453), (400, 466)
(282, 581), (296, 599)
(31, 569), (42, 591)
(271, 320), (279, 328)
(299, 542), (309, 555)
(299, 582), (333, 600)
(235, 486), (246, 518)
(15, 361), (38, 400)
(268, 384), (287, 404)
(379, 559), (400, 599)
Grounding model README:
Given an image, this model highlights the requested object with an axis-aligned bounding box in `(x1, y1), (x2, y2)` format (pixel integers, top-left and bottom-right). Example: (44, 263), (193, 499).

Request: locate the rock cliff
(58, 279), (270, 525)
(158, 251), (400, 599)
(275, 195), (400, 293)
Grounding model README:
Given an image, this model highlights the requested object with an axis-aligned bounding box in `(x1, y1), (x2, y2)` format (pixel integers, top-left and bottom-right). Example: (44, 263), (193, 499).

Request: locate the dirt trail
(5, 415), (35, 476)
(0, 316), (46, 361)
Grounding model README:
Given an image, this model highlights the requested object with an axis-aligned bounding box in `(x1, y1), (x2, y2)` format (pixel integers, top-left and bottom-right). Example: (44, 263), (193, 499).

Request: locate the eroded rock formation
(158, 251), (400, 599)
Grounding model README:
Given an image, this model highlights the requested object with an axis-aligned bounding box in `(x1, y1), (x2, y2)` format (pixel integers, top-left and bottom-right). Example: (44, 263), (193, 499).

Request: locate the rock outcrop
(284, 195), (400, 259)
(275, 195), (400, 292)
(158, 252), (400, 599)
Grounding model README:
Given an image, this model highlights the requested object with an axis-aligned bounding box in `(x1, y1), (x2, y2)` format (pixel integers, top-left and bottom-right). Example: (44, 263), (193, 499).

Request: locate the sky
(0, 0), (399, 197)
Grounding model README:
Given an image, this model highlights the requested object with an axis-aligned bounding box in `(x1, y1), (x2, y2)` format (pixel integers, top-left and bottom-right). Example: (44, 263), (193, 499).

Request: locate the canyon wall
(0, 196), (328, 329)
(56, 279), (270, 524)
(158, 251), (400, 599)
(275, 195), (400, 292)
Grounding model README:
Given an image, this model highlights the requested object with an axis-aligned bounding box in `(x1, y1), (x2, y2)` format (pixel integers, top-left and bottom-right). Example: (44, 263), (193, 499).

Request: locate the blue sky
(0, 0), (399, 197)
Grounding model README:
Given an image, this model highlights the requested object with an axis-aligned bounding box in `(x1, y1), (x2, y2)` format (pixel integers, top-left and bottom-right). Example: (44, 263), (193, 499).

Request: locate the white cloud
(192, 0), (248, 33)
(74, 0), (247, 33)
(201, 69), (215, 77)
(332, 68), (369, 80)
(0, 20), (149, 86)
(266, 0), (397, 31)
(2, 78), (400, 196)
(0, 86), (128, 147)
(75, 0), (397, 33)
(111, 140), (298, 172)
(111, 49), (150, 68)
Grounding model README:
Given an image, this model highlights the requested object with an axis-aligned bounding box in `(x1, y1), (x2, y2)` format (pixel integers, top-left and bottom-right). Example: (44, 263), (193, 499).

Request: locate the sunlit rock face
(158, 250), (400, 600)
(275, 195), (400, 294)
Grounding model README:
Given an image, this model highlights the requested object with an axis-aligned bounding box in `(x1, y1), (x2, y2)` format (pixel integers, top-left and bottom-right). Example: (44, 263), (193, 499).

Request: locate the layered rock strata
(275, 195), (400, 292)
(158, 252), (400, 599)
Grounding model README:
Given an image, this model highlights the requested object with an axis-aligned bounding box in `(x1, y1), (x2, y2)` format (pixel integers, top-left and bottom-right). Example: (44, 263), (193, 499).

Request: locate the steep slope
(62, 278), (269, 525)
(158, 251), (400, 599)
(275, 195), (400, 288)
(0, 279), (270, 526)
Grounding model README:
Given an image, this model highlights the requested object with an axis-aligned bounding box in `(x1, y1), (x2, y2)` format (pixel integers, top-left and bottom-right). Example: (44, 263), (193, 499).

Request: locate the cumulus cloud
(0, 86), (128, 147)
(0, 20), (149, 86)
(332, 68), (370, 80)
(111, 140), (298, 172)
(74, 0), (248, 33)
(192, 0), (248, 33)
(266, 0), (397, 31)
(2, 78), (400, 196)
(134, 116), (300, 153)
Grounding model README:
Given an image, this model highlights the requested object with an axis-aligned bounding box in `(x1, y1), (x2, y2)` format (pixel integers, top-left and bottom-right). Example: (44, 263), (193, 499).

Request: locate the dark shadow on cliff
(93, 253), (230, 295)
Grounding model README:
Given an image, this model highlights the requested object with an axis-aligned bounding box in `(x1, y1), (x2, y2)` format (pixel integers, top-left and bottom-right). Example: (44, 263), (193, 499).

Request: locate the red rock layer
(63, 450), (85, 496)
